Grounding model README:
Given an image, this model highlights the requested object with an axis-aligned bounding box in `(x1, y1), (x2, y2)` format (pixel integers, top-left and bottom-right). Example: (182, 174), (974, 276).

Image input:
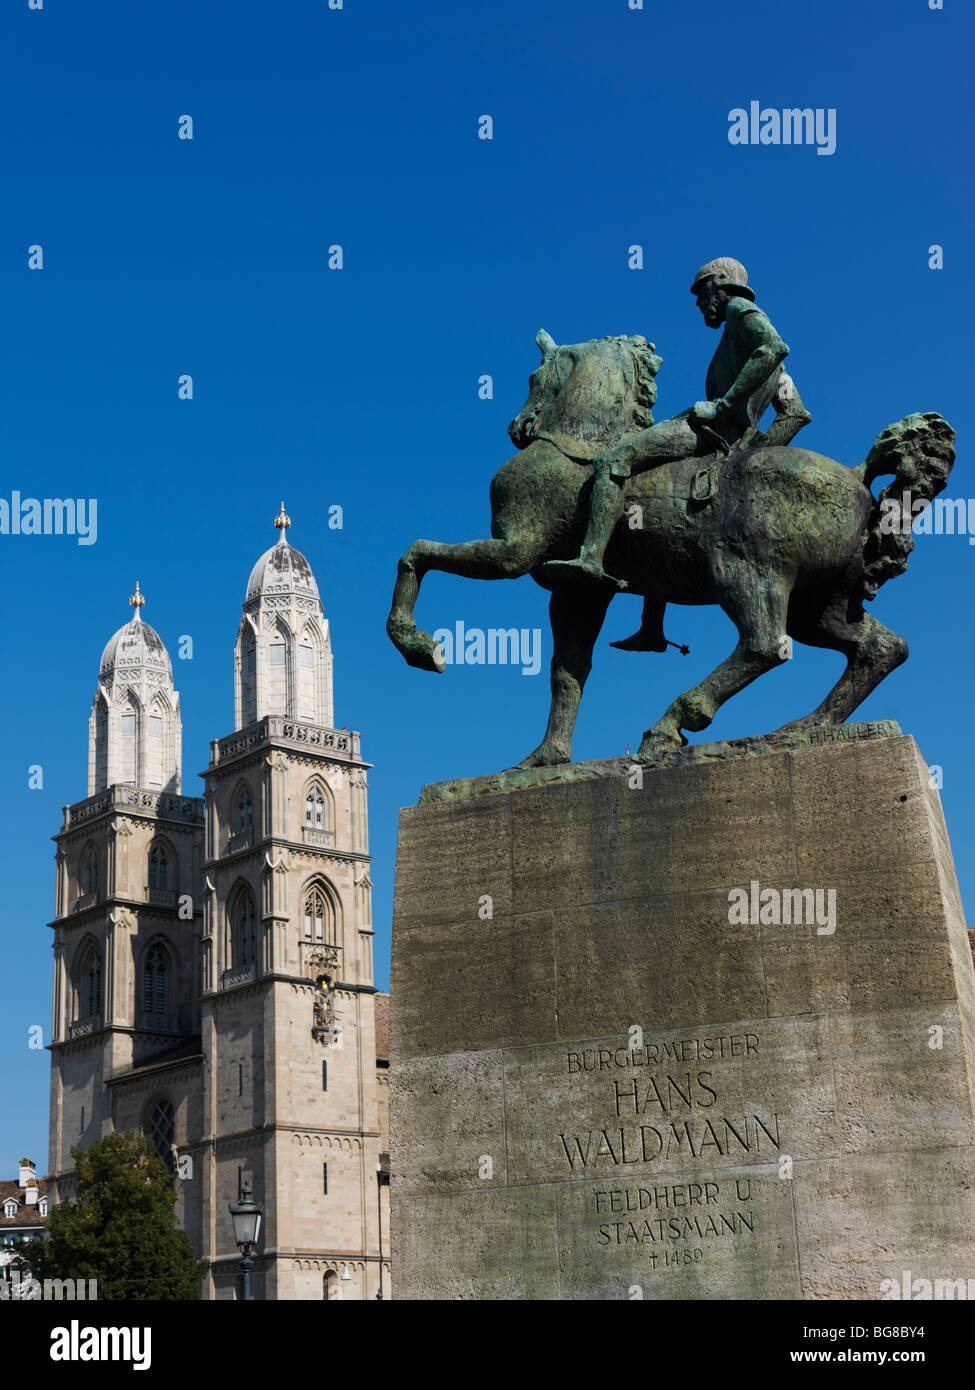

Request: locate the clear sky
(1, 0), (971, 1176)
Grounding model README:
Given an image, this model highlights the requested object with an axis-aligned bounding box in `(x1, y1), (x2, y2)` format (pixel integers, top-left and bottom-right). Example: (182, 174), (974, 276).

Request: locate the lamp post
(229, 1180), (263, 1301)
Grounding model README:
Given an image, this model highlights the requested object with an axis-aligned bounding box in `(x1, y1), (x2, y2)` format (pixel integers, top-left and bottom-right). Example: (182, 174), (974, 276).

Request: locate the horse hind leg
(775, 598), (908, 731)
(387, 534), (540, 672)
(638, 565), (791, 755)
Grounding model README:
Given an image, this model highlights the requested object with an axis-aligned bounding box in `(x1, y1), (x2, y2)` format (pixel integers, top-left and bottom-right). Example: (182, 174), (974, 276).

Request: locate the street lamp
(229, 1180), (263, 1301)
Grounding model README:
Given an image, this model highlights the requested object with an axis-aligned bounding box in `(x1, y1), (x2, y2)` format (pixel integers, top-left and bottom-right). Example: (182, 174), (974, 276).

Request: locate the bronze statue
(547, 258), (812, 607)
(387, 262), (955, 764)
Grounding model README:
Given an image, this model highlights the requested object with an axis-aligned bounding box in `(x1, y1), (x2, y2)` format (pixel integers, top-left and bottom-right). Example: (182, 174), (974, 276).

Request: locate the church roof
(245, 503), (320, 602)
(99, 585), (172, 680)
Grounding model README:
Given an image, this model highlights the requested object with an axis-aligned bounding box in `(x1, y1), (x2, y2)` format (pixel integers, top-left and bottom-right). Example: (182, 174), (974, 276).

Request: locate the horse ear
(536, 329), (558, 360)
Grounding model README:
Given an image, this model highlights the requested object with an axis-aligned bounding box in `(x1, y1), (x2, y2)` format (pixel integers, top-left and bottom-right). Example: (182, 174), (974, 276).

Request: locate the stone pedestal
(390, 730), (975, 1299)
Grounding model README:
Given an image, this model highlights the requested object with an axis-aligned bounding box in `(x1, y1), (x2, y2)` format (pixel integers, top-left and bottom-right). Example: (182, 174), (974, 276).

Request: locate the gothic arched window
(79, 945), (103, 1020)
(148, 845), (168, 890)
(231, 891), (258, 965)
(84, 850), (98, 895)
(303, 887), (328, 943)
(305, 785), (327, 828)
(146, 1099), (176, 1174)
(236, 787), (254, 833)
(143, 944), (168, 1014)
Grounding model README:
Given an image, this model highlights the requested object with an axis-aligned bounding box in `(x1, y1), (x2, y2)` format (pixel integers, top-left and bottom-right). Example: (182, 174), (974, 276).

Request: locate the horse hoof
(510, 744), (570, 770)
(404, 631), (446, 673)
(637, 727), (686, 757)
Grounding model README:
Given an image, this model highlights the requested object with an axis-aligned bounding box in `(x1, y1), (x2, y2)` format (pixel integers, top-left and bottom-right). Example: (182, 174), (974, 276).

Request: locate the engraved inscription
(594, 1178), (755, 1259)
(557, 1030), (777, 1270)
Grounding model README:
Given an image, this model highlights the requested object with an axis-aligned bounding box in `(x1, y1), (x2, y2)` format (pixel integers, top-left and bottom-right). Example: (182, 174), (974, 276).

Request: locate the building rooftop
(0, 1179), (48, 1230)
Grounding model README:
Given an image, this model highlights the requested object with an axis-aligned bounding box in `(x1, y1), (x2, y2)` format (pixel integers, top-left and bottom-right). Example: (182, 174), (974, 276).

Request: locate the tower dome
(99, 585), (173, 682)
(235, 504), (334, 731)
(245, 532), (320, 604)
(88, 583), (182, 795)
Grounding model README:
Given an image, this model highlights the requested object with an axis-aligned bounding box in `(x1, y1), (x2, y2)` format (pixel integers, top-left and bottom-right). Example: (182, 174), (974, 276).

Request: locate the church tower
(48, 586), (204, 1208)
(89, 582), (183, 795)
(199, 506), (385, 1300)
(234, 503), (334, 730)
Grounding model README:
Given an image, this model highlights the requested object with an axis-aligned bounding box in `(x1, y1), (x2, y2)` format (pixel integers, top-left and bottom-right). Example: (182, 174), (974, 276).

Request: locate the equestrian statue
(387, 258), (956, 765)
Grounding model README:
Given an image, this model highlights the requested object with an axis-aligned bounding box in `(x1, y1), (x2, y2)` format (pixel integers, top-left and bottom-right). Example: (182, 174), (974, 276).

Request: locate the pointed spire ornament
(129, 580), (146, 618)
(275, 501), (291, 539)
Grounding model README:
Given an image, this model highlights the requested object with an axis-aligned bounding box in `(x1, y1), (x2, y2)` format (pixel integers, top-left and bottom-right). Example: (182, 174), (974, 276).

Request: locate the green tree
(18, 1131), (206, 1300)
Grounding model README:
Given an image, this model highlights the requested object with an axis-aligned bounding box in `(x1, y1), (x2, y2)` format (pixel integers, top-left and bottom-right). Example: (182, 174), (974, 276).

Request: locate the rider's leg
(576, 459), (627, 574)
(765, 373), (812, 447)
(545, 416), (700, 587)
(601, 413), (701, 473)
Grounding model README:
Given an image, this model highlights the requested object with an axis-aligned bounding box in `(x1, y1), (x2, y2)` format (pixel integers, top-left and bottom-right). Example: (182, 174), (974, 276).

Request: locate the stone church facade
(47, 508), (390, 1299)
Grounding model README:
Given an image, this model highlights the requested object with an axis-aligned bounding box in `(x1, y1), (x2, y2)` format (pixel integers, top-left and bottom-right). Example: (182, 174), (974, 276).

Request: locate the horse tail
(856, 412), (956, 601)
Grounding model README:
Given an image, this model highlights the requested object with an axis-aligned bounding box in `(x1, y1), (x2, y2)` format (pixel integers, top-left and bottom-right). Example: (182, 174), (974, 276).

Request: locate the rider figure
(545, 258), (812, 595)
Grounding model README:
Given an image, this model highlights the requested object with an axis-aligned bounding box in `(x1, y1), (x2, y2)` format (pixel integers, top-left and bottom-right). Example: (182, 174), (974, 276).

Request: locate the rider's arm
(716, 306), (789, 416)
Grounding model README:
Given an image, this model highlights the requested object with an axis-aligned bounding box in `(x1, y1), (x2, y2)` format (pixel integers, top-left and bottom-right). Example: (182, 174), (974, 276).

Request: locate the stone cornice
(49, 895), (202, 930)
(195, 1123), (382, 1146)
(203, 838), (371, 872)
(49, 1023), (199, 1053)
(202, 716), (371, 778)
(58, 786), (204, 838)
(105, 1052), (204, 1087)
(202, 974), (376, 1000)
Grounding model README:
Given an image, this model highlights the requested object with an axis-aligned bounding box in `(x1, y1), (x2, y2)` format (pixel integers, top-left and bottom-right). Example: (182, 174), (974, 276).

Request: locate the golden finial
(275, 501), (291, 533)
(129, 580), (146, 613)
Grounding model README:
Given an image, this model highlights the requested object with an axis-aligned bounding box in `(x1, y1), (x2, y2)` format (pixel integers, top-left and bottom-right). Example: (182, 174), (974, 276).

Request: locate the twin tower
(48, 507), (390, 1300)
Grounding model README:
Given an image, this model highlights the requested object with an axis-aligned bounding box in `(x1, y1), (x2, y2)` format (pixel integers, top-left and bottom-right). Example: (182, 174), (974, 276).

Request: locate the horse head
(508, 330), (663, 458)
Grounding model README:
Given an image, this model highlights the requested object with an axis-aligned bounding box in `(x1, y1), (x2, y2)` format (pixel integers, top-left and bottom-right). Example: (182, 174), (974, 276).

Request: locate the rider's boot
(610, 597), (668, 652)
(544, 467), (628, 589)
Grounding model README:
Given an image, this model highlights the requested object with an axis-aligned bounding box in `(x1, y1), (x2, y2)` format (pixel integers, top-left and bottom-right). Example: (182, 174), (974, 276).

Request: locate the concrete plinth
(390, 730), (975, 1299)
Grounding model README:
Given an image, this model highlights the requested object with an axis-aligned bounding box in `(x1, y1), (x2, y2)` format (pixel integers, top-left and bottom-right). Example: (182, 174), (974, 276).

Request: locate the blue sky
(1, 0), (971, 1175)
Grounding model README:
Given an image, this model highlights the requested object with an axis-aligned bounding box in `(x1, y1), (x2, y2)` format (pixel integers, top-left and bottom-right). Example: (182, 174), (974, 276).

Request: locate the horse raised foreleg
(514, 586), (612, 768)
(387, 535), (540, 673)
(637, 565), (791, 756)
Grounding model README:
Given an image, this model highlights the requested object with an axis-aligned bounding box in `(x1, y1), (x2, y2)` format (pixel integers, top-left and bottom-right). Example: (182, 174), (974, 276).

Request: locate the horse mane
(615, 336), (660, 430)
(540, 335), (661, 453)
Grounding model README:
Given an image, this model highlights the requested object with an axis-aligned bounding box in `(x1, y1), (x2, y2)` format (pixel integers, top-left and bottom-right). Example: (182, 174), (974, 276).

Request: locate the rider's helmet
(690, 257), (756, 301)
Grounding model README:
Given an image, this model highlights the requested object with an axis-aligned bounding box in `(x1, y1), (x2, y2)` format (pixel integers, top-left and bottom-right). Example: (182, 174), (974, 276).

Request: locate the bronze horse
(387, 330), (955, 763)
